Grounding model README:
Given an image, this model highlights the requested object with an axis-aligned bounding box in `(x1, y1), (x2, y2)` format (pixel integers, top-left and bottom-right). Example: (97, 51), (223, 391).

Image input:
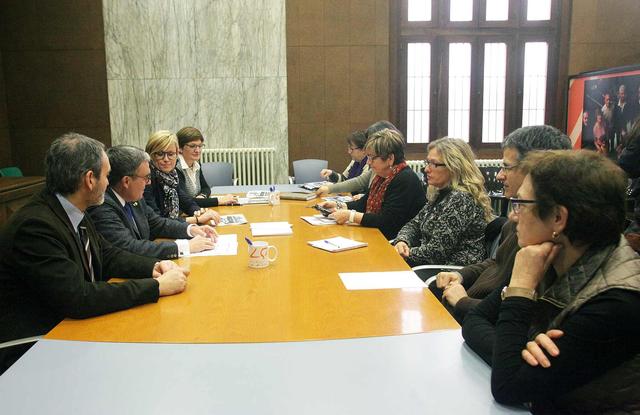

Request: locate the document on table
(189, 234), (238, 257)
(300, 215), (336, 226)
(308, 236), (367, 252)
(250, 222), (293, 236)
(338, 271), (426, 290)
(218, 214), (248, 226)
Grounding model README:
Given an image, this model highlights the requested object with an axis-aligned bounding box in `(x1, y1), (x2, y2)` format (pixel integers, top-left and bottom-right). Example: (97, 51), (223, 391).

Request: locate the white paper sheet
(338, 271), (426, 290)
(300, 215), (337, 226)
(189, 234), (238, 257)
(250, 222), (293, 236)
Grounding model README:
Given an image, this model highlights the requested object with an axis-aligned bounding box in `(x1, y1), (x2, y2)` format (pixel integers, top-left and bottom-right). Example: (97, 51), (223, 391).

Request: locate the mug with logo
(247, 241), (278, 268)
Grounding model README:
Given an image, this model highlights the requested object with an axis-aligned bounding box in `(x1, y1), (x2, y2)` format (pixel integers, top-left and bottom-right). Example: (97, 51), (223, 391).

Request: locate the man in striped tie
(0, 133), (189, 375)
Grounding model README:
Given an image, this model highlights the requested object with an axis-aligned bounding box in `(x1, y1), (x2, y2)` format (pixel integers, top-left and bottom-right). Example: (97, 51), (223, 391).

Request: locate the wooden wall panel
(0, 0), (110, 176)
(286, 0), (390, 175)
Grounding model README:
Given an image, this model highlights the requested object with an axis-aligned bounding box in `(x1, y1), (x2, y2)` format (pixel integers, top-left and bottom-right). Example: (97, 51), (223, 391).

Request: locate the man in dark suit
(89, 145), (217, 259)
(0, 133), (189, 374)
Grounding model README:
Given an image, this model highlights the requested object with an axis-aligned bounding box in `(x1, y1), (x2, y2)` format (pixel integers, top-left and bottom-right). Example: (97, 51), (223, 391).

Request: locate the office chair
(0, 166), (23, 177)
(201, 162), (237, 186)
(411, 216), (508, 285)
(291, 159), (328, 184)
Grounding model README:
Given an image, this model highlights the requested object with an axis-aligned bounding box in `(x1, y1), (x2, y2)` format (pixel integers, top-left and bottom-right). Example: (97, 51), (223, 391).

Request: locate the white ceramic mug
(248, 241), (278, 268)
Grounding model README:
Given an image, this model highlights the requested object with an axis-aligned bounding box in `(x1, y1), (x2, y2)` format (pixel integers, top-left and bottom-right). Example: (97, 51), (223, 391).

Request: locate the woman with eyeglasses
(317, 128), (426, 240)
(462, 150), (640, 413)
(393, 137), (493, 267)
(144, 130), (220, 225)
(319, 130), (370, 185)
(175, 127), (237, 207)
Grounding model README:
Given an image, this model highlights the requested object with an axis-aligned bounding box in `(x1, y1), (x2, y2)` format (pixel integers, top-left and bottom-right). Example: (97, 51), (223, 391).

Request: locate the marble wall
(103, 0), (289, 182)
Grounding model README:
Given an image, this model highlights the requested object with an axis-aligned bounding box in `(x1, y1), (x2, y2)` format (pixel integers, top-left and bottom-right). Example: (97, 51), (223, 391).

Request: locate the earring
(552, 231), (559, 239)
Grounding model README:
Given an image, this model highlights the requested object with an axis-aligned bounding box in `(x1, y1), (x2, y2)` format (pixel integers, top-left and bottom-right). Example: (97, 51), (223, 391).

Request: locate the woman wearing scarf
(463, 150), (640, 413)
(394, 137), (492, 267)
(144, 130), (220, 225)
(320, 130), (370, 185)
(319, 128), (426, 240)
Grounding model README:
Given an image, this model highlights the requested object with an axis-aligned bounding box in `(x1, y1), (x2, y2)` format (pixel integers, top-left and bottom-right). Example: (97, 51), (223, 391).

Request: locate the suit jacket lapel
(106, 187), (141, 239)
(42, 190), (93, 280)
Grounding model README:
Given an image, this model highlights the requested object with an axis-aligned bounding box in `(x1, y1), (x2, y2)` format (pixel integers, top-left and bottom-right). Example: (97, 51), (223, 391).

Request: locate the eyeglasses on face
(500, 162), (519, 171)
(424, 159), (446, 168)
(185, 143), (205, 150)
(366, 153), (384, 161)
(347, 146), (361, 152)
(130, 174), (151, 183)
(152, 151), (177, 160)
(509, 197), (537, 214)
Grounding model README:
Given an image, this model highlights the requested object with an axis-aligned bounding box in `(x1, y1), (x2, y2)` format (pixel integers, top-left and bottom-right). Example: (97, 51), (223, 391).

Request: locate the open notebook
(308, 236), (367, 252)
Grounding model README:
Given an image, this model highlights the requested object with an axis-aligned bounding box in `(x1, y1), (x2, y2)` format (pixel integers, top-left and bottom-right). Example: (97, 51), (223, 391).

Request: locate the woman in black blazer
(175, 127), (236, 208)
(143, 130), (220, 225)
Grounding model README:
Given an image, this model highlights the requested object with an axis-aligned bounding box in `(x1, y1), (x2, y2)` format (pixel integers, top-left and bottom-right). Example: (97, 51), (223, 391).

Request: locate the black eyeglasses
(130, 174), (151, 183)
(509, 198), (537, 214)
(185, 143), (205, 150)
(424, 159), (446, 168)
(152, 151), (177, 160)
(500, 162), (519, 171)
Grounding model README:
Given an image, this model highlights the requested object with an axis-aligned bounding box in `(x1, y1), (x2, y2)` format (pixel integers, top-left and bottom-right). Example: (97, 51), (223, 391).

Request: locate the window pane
(448, 43), (471, 141)
(527, 0), (551, 21)
(450, 0), (473, 22)
(482, 43), (506, 143)
(407, 43), (431, 143)
(522, 42), (548, 126)
(486, 0), (508, 21)
(408, 0), (431, 21)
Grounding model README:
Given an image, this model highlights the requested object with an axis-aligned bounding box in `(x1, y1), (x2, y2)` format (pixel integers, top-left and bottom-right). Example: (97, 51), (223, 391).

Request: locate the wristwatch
(501, 286), (537, 301)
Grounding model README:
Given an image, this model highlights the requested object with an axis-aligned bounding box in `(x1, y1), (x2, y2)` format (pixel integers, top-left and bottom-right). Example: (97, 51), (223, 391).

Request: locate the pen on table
(324, 239), (340, 248)
(244, 237), (253, 246)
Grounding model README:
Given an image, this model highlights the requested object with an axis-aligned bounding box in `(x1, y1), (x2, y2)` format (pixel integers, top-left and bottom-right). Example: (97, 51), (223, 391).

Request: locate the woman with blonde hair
(143, 130), (219, 225)
(394, 137), (492, 266)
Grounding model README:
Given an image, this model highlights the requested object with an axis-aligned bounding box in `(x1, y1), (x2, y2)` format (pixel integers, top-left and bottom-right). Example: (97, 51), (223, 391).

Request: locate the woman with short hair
(463, 150), (640, 413)
(144, 130), (219, 225)
(319, 128), (426, 240)
(320, 130), (369, 185)
(394, 137), (492, 266)
(175, 126), (236, 207)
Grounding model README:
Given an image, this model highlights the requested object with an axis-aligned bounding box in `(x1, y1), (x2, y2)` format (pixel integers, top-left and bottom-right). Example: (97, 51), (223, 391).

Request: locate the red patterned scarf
(366, 161), (408, 214)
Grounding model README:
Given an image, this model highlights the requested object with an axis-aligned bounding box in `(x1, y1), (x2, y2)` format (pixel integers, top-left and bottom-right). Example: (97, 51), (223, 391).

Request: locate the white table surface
(0, 329), (529, 414)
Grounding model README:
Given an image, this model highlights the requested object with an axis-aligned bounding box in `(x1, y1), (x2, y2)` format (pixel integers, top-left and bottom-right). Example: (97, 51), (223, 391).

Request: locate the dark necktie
(78, 226), (95, 282)
(123, 202), (140, 236)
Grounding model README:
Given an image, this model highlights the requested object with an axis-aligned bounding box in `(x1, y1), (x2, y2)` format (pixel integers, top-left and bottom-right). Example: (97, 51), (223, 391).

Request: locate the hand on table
(156, 268), (188, 296)
(188, 235), (216, 253)
(315, 185), (330, 196)
(196, 209), (221, 225)
(328, 209), (350, 224)
(152, 260), (183, 278)
(191, 225), (218, 241)
(522, 329), (564, 368)
(218, 194), (239, 205)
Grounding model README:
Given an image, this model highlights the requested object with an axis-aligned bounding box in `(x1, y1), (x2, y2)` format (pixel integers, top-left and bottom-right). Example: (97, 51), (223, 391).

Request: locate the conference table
(0, 185), (528, 414)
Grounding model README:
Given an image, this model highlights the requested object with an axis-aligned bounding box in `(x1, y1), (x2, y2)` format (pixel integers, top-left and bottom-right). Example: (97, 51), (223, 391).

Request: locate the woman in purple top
(320, 130), (370, 183)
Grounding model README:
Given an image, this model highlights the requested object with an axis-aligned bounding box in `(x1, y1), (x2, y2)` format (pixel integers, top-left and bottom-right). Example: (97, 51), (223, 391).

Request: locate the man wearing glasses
(435, 125), (572, 322)
(89, 145), (218, 260)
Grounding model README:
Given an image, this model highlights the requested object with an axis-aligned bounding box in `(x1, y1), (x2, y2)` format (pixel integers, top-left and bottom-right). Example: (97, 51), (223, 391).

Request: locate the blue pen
(269, 185), (275, 192)
(324, 239), (340, 248)
(244, 237), (253, 246)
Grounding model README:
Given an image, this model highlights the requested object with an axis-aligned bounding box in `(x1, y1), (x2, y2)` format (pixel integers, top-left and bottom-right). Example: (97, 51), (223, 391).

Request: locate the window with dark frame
(392, 0), (569, 153)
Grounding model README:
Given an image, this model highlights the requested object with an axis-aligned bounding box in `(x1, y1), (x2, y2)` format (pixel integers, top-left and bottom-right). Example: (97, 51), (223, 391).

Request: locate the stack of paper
(189, 234), (238, 257)
(322, 195), (354, 203)
(338, 271), (426, 290)
(301, 215), (336, 226)
(238, 190), (270, 205)
(218, 214), (248, 226)
(308, 236), (367, 252)
(280, 191), (316, 201)
(250, 221), (293, 236)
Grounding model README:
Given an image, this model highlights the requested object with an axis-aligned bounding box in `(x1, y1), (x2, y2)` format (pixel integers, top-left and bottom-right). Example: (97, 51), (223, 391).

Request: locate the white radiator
(201, 148), (276, 185)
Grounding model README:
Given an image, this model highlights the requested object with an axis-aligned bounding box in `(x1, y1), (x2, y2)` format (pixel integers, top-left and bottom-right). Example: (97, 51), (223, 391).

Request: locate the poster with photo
(567, 65), (640, 160)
